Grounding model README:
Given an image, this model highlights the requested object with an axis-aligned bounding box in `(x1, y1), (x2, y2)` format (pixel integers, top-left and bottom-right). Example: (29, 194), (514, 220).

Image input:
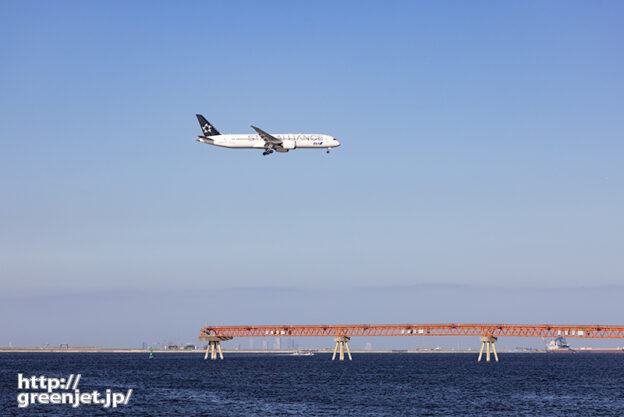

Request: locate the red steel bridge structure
(200, 323), (624, 339)
(199, 323), (624, 362)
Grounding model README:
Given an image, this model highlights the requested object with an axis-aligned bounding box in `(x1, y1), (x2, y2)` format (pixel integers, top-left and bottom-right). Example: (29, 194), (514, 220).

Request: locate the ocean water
(1, 352), (623, 416)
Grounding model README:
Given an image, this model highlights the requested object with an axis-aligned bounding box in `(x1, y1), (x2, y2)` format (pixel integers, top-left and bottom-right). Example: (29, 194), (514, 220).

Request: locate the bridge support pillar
(332, 336), (352, 361)
(198, 336), (233, 360)
(478, 336), (498, 362)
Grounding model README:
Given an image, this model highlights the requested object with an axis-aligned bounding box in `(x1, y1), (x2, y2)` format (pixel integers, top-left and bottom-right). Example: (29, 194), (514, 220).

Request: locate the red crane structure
(198, 323), (624, 362)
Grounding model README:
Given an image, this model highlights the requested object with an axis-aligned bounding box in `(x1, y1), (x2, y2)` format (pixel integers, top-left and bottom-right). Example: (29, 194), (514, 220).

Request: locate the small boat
(291, 350), (314, 356)
(574, 347), (624, 353)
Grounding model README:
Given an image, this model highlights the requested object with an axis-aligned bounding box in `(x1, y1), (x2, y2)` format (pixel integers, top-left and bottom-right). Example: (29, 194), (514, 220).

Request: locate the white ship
(546, 337), (624, 353)
(546, 337), (573, 353)
(291, 350), (314, 356)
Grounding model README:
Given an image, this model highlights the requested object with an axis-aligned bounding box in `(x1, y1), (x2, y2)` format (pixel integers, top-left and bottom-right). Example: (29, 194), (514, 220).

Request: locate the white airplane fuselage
(196, 133), (339, 152)
(194, 115), (340, 155)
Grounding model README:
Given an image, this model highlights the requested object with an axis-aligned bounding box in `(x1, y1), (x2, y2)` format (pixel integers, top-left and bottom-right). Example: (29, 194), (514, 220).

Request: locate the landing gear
(326, 148), (331, 154)
(263, 148), (274, 156)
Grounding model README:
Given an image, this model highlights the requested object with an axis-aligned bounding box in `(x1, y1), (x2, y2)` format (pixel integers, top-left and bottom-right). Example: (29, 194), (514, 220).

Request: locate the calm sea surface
(1, 352), (623, 416)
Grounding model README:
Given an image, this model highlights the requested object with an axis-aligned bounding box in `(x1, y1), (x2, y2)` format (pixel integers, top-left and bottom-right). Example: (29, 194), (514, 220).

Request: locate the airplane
(194, 114), (340, 155)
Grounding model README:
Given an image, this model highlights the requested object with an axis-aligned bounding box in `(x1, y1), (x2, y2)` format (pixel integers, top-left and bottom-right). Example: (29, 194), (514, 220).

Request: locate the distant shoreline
(0, 347), (541, 354)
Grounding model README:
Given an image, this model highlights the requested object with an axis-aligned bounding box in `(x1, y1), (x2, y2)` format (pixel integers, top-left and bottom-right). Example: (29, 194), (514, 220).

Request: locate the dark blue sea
(2, 352), (623, 416)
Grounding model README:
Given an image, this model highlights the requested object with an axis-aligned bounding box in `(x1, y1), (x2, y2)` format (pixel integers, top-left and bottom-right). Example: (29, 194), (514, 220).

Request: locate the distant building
(285, 338), (296, 349)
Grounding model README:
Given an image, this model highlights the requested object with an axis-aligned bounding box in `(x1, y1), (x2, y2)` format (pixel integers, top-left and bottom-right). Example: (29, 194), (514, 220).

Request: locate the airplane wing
(251, 125), (282, 145)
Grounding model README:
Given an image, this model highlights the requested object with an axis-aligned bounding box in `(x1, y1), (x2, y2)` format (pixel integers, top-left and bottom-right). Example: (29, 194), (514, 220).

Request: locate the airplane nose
(334, 139), (341, 147)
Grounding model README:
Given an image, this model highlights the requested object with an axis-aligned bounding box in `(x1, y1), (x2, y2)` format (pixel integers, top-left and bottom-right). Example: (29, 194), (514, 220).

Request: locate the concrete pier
(478, 336), (498, 362)
(332, 336), (352, 361)
(198, 336), (233, 360)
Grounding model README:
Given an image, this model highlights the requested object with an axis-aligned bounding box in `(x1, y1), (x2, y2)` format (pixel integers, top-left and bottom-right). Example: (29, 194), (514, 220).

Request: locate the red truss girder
(200, 324), (624, 339)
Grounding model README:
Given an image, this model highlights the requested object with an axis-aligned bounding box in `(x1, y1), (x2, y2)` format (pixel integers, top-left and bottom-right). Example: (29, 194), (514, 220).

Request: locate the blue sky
(1, 1), (623, 347)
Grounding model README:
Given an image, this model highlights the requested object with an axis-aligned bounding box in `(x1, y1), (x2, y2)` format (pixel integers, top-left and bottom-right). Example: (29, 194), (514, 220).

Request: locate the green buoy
(149, 347), (154, 359)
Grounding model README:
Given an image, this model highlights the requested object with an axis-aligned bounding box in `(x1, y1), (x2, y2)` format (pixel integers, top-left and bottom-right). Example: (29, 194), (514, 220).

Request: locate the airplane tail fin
(196, 114), (221, 136)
